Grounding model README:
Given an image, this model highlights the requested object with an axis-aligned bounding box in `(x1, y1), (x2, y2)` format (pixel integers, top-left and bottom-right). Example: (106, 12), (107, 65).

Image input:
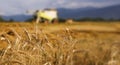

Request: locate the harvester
(33, 9), (58, 23)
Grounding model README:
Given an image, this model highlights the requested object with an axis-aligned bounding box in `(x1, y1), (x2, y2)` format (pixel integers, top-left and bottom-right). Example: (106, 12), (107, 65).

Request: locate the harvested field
(0, 22), (120, 65)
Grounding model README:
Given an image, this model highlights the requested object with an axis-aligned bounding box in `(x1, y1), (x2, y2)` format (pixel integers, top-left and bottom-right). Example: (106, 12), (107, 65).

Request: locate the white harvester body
(36, 9), (58, 23)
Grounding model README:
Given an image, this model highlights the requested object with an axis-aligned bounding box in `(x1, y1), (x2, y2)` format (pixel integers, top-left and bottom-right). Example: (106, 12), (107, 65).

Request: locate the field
(0, 21), (120, 65)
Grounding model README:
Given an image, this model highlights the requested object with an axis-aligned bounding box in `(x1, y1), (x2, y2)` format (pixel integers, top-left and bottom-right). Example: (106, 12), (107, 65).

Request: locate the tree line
(0, 16), (120, 22)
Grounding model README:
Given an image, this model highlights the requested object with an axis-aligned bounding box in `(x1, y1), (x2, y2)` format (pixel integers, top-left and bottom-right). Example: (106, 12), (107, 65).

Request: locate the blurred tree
(25, 17), (34, 22)
(0, 16), (5, 22)
(9, 18), (14, 22)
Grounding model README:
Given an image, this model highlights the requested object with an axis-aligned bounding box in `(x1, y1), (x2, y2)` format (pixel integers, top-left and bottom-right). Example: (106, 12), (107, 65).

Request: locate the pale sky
(0, 0), (120, 15)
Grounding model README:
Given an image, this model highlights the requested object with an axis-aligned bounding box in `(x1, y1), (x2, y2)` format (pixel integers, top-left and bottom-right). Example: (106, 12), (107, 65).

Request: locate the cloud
(55, 0), (120, 8)
(0, 0), (120, 15)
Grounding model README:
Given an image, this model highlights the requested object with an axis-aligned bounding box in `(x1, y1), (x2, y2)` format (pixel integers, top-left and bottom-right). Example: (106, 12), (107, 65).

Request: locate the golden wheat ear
(6, 30), (15, 36)
(0, 34), (6, 41)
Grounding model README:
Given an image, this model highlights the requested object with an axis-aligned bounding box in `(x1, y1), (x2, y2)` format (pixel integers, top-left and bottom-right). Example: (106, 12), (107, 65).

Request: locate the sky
(0, 0), (120, 15)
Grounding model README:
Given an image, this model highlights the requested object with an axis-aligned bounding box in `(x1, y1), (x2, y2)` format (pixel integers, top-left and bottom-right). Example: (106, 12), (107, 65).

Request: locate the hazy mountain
(57, 4), (120, 19)
(2, 15), (32, 21)
(2, 4), (120, 21)
(57, 7), (98, 19)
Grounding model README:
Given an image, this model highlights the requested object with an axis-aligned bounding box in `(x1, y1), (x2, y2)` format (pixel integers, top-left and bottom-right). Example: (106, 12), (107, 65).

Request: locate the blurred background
(0, 0), (120, 22)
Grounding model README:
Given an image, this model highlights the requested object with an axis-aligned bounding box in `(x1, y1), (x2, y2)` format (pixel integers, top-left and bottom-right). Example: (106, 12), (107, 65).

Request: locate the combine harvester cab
(36, 9), (58, 23)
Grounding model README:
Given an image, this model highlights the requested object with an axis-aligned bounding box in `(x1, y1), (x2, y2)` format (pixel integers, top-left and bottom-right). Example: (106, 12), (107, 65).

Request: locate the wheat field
(0, 22), (120, 65)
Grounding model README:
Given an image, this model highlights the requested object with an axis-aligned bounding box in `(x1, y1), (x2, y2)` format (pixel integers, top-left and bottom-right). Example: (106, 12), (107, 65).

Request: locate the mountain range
(57, 4), (120, 19)
(2, 4), (120, 21)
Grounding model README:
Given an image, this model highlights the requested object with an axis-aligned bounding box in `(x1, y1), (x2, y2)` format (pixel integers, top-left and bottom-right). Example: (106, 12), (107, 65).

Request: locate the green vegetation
(75, 18), (120, 22)
(0, 16), (5, 22)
